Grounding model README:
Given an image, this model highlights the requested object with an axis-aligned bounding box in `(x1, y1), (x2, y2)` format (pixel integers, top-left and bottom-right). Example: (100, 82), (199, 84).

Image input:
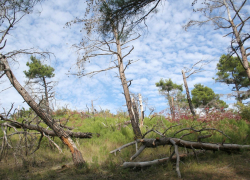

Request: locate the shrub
(237, 102), (250, 122)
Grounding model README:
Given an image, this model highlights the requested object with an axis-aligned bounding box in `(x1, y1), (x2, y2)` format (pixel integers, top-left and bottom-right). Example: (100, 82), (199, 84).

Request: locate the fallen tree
(0, 55), (86, 166)
(110, 125), (250, 178)
(0, 115), (93, 138)
(122, 150), (206, 168)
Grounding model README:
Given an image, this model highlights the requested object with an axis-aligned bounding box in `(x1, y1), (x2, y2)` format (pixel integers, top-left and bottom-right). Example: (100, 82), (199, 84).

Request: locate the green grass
(1, 110), (250, 179)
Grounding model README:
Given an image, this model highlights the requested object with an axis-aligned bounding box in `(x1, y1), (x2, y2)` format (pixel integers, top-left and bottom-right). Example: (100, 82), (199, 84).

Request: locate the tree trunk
(111, 137), (250, 155)
(42, 76), (50, 115)
(1, 118), (93, 138)
(171, 97), (175, 120)
(224, 0), (250, 83)
(167, 92), (175, 120)
(113, 28), (142, 138)
(234, 80), (242, 103)
(182, 70), (196, 117)
(131, 97), (140, 126)
(0, 55), (85, 167)
(138, 93), (144, 128)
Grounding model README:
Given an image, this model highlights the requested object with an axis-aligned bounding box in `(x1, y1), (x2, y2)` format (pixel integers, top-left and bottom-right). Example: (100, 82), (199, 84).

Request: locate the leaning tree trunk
(224, 0), (250, 82)
(182, 70), (196, 117)
(113, 27), (142, 138)
(0, 55), (85, 167)
(42, 76), (50, 115)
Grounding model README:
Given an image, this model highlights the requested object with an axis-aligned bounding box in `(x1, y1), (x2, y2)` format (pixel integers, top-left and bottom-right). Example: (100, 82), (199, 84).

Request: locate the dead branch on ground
(110, 125), (250, 178)
(0, 115), (93, 139)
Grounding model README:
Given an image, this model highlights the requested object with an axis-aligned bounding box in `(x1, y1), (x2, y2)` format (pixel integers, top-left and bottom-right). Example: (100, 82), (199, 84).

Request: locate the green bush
(237, 102), (250, 122)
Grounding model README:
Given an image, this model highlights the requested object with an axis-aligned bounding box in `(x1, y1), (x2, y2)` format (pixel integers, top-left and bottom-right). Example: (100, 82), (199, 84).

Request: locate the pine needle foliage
(24, 56), (55, 79)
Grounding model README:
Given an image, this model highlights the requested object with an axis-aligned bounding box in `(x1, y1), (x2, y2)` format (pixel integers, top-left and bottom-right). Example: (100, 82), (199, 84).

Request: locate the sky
(0, 0), (249, 116)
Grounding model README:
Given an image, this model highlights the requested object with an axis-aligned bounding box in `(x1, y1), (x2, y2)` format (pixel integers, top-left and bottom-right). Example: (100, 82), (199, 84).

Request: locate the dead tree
(67, 2), (142, 138)
(138, 93), (144, 127)
(182, 60), (210, 117)
(131, 97), (140, 126)
(110, 124), (250, 178)
(0, 115), (93, 139)
(182, 70), (195, 117)
(0, 115), (93, 163)
(185, 0), (250, 82)
(0, 55), (85, 166)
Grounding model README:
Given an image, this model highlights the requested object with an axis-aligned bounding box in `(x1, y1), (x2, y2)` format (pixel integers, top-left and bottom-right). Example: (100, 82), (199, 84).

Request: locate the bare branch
(43, 132), (62, 153)
(122, 46), (134, 59)
(170, 139), (181, 178)
(0, 115), (93, 139)
(110, 140), (140, 155)
(130, 145), (146, 160)
(122, 150), (205, 168)
(73, 65), (118, 78)
(184, 59), (212, 78)
(121, 34), (141, 46)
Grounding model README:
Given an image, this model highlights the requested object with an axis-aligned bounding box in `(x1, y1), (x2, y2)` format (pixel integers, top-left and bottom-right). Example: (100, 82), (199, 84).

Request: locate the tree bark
(111, 137), (250, 155)
(42, 76), (50, 115)
(140, 137), (250, 152)
(122, 150), (205, 168)
(113, 27), (142, 138)
(138, 93), (144, 128)
(0, 55), (85, 167)
(182, 70), (196, 117)
(223, 0), (250, 83)
(1, 118), (93, 138)
(131, 97), (140, 126)
(167, 92), (175, 120)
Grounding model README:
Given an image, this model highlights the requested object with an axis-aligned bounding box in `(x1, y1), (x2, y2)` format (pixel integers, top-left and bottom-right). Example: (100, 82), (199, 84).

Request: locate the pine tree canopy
(24, 56), (55, 79)
(155, 78), (183, 93)
(191, 83), (228, 108)
(215, 54), (249, 90)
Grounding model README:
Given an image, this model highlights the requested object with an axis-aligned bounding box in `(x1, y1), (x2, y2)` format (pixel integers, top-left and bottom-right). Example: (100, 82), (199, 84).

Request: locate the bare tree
(182, 70), (196, 117)
(182, 60), (210, 117)
(185, 0), (250, 82)
(67, 1), (142, 138)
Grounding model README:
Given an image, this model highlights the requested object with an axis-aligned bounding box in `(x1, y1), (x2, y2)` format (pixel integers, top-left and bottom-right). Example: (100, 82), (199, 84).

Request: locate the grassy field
(1, 109), (250, 179)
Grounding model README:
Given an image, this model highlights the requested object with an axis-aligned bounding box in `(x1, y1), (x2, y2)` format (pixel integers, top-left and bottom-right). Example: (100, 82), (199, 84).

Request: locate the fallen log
(111, 137), (250, 178)
(122, 150), (205, 168)
(110, 125), (250, 178)
(1, 116), (93, 139)
(111, 137), (250, 157)
(140, 137), (250, 152)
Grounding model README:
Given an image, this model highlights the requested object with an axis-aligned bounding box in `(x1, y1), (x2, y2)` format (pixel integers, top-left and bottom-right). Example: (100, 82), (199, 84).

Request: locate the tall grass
(1, 108), (250, 179)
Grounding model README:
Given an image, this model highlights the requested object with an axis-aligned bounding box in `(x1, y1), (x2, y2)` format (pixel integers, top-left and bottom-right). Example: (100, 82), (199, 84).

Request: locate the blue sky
(1, 0), (249, 115)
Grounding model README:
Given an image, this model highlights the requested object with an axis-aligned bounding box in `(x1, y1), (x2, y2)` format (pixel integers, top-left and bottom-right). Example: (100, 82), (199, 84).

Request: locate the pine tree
(24, 56), (55, 114)
(214, 54), (249, 102)
(156, 78), (183, 119)
(191, 84), (228, 111)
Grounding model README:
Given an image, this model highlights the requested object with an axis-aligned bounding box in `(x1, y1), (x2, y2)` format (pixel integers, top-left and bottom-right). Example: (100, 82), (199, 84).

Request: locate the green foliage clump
(24, 56), (55, 79)
(236, 102), (250, 122)
(156, 78), (183, 93)
(191, 83), (228, 109)
(214, 54), (249, 102)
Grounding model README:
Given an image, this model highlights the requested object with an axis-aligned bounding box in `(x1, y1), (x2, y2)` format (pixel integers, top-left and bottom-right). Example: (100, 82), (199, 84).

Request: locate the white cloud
(0, 0), (245, 115)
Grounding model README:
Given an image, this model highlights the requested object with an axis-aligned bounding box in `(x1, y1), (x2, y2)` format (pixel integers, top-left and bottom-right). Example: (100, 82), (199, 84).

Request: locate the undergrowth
(0, 109), (250, 179)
